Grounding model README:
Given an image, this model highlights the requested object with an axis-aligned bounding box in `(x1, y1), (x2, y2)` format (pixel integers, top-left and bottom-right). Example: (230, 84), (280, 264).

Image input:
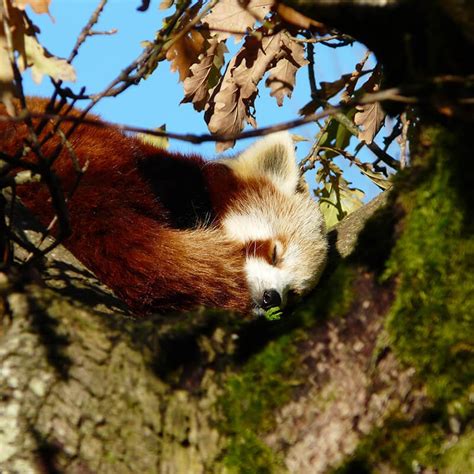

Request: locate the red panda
(0, 98), (327, 316)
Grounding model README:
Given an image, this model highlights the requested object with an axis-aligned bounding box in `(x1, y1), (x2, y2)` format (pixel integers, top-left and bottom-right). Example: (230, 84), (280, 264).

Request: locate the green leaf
(264, 307), (283, 321)
(318, 184), (365, 227)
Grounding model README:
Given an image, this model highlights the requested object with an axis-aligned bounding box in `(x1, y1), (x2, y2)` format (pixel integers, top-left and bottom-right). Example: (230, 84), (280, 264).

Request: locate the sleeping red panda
(0, 98), (327, 317)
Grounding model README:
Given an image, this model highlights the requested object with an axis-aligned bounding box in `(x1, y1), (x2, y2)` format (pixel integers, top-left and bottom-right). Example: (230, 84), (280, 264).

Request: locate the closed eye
(272, 240), (284, 265)
(272, 245), (278, 265)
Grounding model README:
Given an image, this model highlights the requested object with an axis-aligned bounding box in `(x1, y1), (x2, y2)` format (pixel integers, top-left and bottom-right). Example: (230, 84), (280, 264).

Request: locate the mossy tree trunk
(1, 1), (473, 473)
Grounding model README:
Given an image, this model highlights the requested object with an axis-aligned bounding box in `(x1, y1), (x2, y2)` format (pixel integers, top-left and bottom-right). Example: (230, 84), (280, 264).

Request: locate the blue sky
(22, 0), (388, 201)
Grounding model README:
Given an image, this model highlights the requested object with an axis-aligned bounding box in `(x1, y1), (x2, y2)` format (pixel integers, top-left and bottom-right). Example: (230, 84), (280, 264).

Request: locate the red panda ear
(219, 132), (301, 195)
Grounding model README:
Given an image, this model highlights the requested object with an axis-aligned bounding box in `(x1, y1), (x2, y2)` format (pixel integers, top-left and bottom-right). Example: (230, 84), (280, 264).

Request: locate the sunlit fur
(0, 98), (327, 316)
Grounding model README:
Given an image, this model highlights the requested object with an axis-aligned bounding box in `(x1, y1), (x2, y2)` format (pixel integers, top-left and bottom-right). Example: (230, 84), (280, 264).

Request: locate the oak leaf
(206, 82), (256, 152)
(319, 184), (364, 227)
(232, 32), (282, 98)
(203, 0), (273, 41)
(24, 35), (77, 83)
(206, 31), (283, 151)
(265, 33), (307, 106)
(0, 30), (16, 115)
(159, 0), (173, 9)
(354, 96), (385, 144)
(354, 67), (385, 144)
(318, 73), (353, 101)
(182, 37), (227, 111)
(166, 29), (206, 82)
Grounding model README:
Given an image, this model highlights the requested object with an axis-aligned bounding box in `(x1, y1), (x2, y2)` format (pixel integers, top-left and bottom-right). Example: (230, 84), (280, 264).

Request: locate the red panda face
(218, 133), (328, 316)
(223, 184), (327, 316)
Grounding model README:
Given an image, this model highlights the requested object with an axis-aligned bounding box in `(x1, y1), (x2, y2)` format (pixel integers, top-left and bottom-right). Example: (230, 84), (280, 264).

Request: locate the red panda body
(1, 98), (328, 316)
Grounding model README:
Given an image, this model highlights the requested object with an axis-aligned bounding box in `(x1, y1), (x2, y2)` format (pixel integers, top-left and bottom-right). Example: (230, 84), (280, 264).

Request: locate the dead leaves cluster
(0, 0), (75, 115)
(159, 0), (392, 223)
(164, 0), (308, 150)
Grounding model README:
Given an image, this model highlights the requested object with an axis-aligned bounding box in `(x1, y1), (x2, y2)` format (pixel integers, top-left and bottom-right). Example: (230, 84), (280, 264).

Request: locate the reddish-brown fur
(0, 98), (252, 314)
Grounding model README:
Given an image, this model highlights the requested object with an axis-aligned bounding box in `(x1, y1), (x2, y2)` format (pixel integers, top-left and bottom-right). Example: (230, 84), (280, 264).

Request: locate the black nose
(262, 289), (282, 309)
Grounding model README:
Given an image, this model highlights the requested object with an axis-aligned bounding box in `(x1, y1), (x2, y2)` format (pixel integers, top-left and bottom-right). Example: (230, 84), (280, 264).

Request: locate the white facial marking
(223, 213), (273, 242)
(245, 257), (290, 306)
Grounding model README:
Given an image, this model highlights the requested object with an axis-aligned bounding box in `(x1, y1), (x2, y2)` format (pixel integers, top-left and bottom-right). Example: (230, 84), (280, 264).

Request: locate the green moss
(440, 428), (474, 473)
(223, 431), (284, 474)
(333, 418), (447, 473)
(335, 418), (474, 474)
(384, 125), (474, 404)
(218, 333), (298, 472)
(334, 124), (474, 473)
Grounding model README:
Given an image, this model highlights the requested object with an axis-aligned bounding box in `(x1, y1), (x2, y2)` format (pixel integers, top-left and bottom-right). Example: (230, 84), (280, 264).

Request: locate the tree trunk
(1, 1), (473, 473)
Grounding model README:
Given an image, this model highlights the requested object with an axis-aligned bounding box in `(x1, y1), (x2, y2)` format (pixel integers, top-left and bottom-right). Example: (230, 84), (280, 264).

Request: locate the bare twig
(300, 117), (332, 172)
(68, 0), (110, 64)
(341, 50), (371, 102)
(398, 112), (410, 169)
(292, 34), (354, 47)
(89, 28), (118, 36)
(305, 34), (318, 98)
(0, 105), (340, 144)
(383, 116), (402, 152)
(0, 83), (417, 166)
(38, 0), (111, 140)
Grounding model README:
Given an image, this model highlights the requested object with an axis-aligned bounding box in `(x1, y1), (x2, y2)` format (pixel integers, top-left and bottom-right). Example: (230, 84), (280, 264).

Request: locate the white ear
(220, 132), (300, 195)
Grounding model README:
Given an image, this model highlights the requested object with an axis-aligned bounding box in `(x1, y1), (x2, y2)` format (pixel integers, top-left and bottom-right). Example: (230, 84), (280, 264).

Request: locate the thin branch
(0, 83), (424, 160)
(398, 111), (410, 169)
(300, 117), (332, 172)
(39, 0), (110, 137)
(305, 34), (318, 98)
(292, 34), (354, 47)
(67, 0), (110, 64)
(0, 105), (341, 144)
(383, 116), (402, 152)
(89, 28), (118, 36)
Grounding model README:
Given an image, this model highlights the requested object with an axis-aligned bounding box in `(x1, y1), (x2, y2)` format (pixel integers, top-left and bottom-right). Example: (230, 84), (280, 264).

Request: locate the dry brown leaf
(1, 3), (76, 86)
(206, 31), (284, 150)
(265, 33), (307, 106)
(354, 98), (385, 144)
(159, 0), (174, 9)
(0, 26), (16, 115)
(207, 82), (256, 152)
(354, 96), (385, 144)
(354, 68), (385, 144)
(298, 99), (318, 117)
(166, 30), (206, 82)
(232, 32), (282, 97)
(275, 3), (326, 32)
(182, 37), (227, 111)
(203, 0), (273, 41)
(318, 73), (352, 101)
(12, 0), (50, 15)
